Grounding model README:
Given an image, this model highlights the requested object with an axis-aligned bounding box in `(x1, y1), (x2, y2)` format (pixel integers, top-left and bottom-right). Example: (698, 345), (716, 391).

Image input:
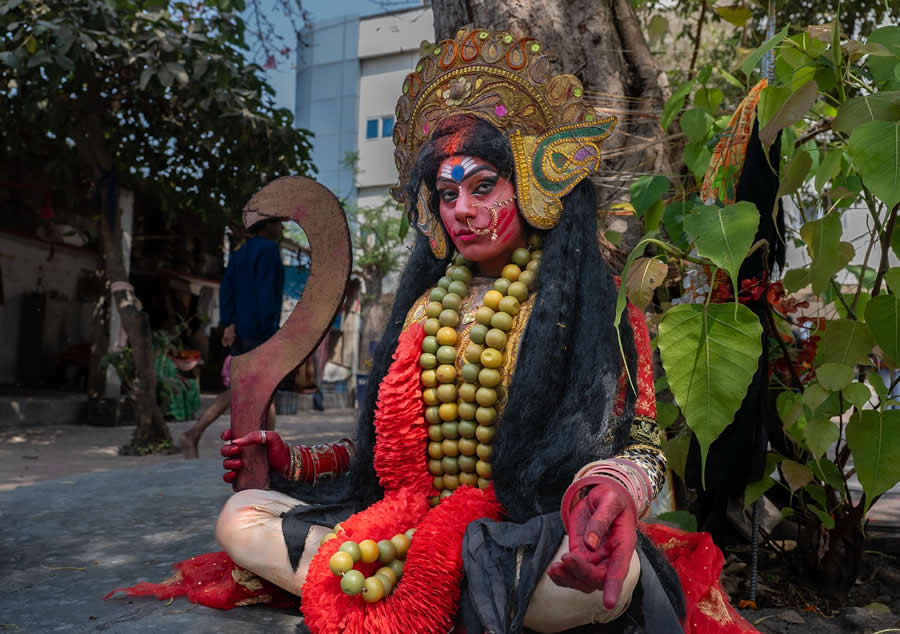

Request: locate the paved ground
(0, 409), (356, 633)
(1, 405), (897, 633)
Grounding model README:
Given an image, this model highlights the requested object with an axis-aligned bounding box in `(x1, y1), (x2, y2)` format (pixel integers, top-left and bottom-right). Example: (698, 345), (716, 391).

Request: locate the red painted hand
(220, 428), (290, 484)
(547, 479), (638, 609)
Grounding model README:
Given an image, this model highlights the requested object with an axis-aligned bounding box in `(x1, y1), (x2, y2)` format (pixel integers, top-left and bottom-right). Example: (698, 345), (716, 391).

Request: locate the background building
(294, 5), (434, 206)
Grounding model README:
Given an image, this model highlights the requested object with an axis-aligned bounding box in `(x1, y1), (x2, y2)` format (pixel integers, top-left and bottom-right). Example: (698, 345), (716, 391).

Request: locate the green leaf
(683, 202), (760, 298)
(656, 510), (698, 532)
(193, 55), (209, 79)
(662, 429), (692, 480)
(866, 27), (900, 83)
(847, 409), (900, 514)
(803, 415), (840, 459)
(165, 61), (189, 85)
(814, 149), (843, 193)
(661, 80), (695, 131)
(832, 92), (900, 135)
(817, 319), (875, 367)
(779, 150), (812, 196)
(782, 267), (809, 292)
(782, 459), (814, 492)
(663, 197), (693, 251)
(866, 294), (900, 364)
(744, 452), (783, 507)
(803, 381), (830, 412)
(630, 174), (670, 216)
(776, 390), (805, 426)
(808, 458), (846, 497)
(644, 199), (665, 232)
(809, 503), (836, 529)
(658, 303), (763, 485)
(657, 400), (679, 429)
(139, 67), (153, 90)
(694, 87), (723, 113)
(714, 5), (752, 27)
(885, 268), (900, 295)
(683, 142), (712, 180)
(742, 25), (790, 77)
(759, 80), (818, 149)
(757, 84), (793, 131)
(625, 257), (667, 310)
(843, 381), (872, 409)
(681, 108), (714, 143)
(848, 120), (900, 209)
(868, 369), (890, 400)
(817, 362), (855, 391)
(800, 214), (854, 295)
(647, 14), (668, 46)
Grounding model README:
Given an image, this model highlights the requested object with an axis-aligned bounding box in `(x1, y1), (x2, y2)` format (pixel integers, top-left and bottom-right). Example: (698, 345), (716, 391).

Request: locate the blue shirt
(219, 236), (284, 343)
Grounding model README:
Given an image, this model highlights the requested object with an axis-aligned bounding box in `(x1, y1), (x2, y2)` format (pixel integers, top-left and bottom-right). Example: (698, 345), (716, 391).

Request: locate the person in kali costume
(109, 27), (759, 634)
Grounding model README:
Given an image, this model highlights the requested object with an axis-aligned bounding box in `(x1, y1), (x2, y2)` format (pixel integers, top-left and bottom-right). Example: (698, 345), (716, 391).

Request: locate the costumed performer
(111, 26), (759, 634)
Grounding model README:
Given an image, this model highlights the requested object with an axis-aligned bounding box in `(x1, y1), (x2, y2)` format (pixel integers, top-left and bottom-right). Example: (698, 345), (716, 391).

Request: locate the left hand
(547, 479), (638, 609)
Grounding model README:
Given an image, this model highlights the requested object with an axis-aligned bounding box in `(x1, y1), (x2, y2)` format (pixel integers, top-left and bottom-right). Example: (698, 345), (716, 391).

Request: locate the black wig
(347, 115), (639, 522)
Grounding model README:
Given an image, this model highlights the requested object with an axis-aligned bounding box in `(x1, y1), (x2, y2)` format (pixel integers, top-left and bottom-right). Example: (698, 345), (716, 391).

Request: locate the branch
(871, 203), (900, 298)
(687, 0), (707, 81)
(793, 120), (833, 148)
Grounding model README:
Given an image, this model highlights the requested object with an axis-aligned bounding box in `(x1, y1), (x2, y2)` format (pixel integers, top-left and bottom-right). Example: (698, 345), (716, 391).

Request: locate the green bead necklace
(420, 237), (543, 505)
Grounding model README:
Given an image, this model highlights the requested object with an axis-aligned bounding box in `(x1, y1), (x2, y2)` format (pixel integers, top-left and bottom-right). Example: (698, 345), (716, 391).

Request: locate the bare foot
(179, 431), (199, 459)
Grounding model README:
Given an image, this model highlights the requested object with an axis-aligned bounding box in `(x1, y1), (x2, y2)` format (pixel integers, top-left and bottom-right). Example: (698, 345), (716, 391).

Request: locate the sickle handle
(230, 176), (351, 491)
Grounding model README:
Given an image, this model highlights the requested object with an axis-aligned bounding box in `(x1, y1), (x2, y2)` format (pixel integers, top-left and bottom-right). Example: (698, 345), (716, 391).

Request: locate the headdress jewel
(390, 25), (616, 257)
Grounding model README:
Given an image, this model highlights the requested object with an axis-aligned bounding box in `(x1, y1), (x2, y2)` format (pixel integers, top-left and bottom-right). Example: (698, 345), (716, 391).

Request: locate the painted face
(436, 155), (526, 272)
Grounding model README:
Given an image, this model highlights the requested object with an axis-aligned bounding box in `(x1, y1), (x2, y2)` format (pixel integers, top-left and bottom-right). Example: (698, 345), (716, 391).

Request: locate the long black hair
(349, 115), (638, 522)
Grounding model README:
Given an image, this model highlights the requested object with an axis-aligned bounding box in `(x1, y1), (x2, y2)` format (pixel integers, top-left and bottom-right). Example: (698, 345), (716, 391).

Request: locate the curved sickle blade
(230, 176), (351, 491)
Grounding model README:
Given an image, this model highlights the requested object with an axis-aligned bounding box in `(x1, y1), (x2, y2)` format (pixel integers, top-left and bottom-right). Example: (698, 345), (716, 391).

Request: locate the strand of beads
(421, 236), (542, 506)
(327, 528), (415, 602)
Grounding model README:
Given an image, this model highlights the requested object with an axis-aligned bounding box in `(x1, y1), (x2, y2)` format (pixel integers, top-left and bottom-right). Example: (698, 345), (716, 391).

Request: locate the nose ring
(466, 196), (515, 241)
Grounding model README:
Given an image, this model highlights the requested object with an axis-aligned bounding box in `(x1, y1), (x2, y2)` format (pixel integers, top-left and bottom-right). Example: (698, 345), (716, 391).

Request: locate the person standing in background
(180, 218), (284, 458)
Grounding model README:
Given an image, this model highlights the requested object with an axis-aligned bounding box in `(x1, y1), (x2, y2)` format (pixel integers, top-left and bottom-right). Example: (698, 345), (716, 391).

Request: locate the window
(365, 118), (379, 139)
(365, 116), (394, 140)
(381, 116), (394, 137)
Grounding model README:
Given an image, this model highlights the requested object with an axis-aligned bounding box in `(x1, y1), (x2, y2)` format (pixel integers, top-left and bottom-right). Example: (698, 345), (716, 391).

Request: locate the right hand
(222, 324), (236, 348)
(220, 428), (291, 484)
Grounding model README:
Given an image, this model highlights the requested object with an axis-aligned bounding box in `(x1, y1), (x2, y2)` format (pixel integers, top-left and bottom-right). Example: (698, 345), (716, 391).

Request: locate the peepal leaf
(779, 150), (812, 196)
(658, 303), (763, 485)
(848, 120), (900, 210)
(782, 460), (814, 492)
(866, 294), (900, 364)
(626, 257), (668, 310)
(760, 80), (818, 148)
(847, 410), (900, 515)
(684, 202), (760, 298)
(803, 415), (839, 460)
(816, 319), (875, 367)
(630, 175), (670, 217)
(817, 362), (854, 391)
(715, 6), (752, 27)
(832, 92), (900, 135)
(742, 26), (789, 77)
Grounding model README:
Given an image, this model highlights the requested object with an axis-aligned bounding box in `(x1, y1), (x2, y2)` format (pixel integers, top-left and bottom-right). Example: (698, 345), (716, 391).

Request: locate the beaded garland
(325, 526), (415, 603)
(420, 236), (542, 504)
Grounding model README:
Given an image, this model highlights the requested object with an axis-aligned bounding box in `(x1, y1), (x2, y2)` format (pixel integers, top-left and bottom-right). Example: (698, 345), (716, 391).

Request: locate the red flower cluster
(766, 281), (809, 316)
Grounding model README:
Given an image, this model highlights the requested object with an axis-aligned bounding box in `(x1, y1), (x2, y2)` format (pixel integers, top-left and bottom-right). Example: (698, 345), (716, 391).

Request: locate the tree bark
(431, 0), (673, 269)
(81, 113), (171, 451)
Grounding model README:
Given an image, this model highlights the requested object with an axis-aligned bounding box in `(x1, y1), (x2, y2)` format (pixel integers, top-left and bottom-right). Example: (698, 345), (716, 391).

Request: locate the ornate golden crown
(390, 26), (616, 257)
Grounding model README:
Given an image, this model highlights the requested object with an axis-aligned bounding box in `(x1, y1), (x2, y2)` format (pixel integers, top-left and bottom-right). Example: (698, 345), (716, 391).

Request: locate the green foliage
(657, 302), (763, 484)
(0, 0), (315, 229)
(625, 13), (900, 539)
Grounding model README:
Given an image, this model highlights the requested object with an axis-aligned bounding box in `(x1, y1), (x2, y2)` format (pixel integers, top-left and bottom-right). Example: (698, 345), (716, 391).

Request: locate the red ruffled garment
(107, 321), (758, 633)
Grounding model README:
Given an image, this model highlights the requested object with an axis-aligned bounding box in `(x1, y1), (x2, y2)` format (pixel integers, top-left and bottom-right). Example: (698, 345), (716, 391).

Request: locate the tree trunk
(431, 0), (673, 269)
(86, 285), (109, 401)
(358, 273), (389, 371)
(801, 501), (865, 598)
(81, 113), (171, 451)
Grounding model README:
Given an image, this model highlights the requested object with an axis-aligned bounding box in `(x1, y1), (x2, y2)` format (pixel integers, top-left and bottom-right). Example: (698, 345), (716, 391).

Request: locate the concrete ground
(0, 409), (356, 633)
(1, 401), (898, 633)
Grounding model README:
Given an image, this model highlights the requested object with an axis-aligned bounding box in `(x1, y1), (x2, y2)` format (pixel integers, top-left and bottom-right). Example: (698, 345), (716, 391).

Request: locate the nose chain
(466, 195), (517, 241)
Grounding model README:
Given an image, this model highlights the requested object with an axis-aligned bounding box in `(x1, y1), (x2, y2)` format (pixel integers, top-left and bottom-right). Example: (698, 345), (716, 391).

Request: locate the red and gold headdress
(390, 26), (616, 257)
